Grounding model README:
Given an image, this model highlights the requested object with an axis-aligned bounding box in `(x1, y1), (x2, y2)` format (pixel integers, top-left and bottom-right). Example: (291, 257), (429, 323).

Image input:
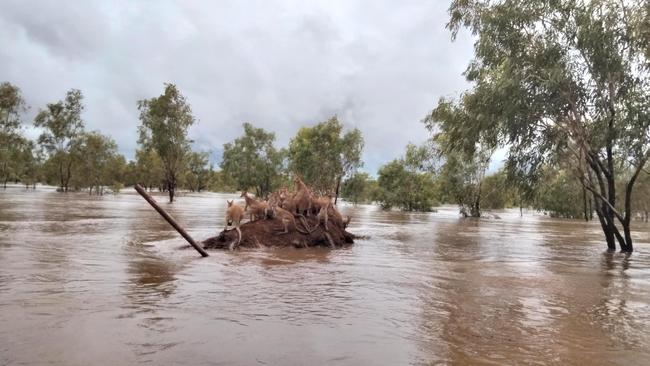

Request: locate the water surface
(1, 186), (650, 365)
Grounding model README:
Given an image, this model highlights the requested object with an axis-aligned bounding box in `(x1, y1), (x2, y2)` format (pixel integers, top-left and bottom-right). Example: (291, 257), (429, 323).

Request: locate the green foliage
(34, 89), (85, 192)
(0, 82), (28, 187)
(481, 170), (517, 210)
(427, 0), (650, 251)
(534, 169), (585, 219)
(184, 151), (211, 192)
(134, 149), (164, 190)
(341, 172), (376, 204)
(432, 140), (491, 217)
(206, 170), (236, 193)
(72, 131), (121, 195)
(220, 123), (284, 197)
(375, 144), (437, 211)
(138, 83), (194, 202)
(288, 116), (363, 198)
(0, 82), (26, 133)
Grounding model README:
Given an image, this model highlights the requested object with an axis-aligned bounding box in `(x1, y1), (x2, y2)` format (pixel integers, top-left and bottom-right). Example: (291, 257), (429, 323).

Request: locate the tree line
(3, 78), (650, 232)
(2, 0), (649, 251)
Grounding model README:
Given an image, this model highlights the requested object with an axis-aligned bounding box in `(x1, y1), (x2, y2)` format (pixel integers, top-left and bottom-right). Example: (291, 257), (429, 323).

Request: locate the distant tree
(341, 172), (374, 205)
(184, 151), (210, 192)
(426, 0), (650, 251)
(220, 123), (284, 198)
(207, 169), (236, 193)
(134, 149), (164, 191)
(14, 138), (40, 189)
(431, 135), (492, 217)
(137, 84), (194, 202)
(535, 168), (585, 218)
(73, 132), (120, 195)
(34, 89), (85, 192)
(288, 116), (363, 202)
(481, 170), (517, 210)
(376, 144), (437, 211)
(0, 82), (28, 188)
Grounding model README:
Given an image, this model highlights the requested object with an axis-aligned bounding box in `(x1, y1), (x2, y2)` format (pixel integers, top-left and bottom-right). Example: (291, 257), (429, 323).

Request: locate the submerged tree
(34, 89), (85, 192)
(184, 151), (211, 192)
(288, 116), (364, 202)
(427, 0), (650, 251)
(74, 131), (120, 195)
(433, 142), (493, 217)
(376, 143), (437, 211)
(221, 123), (284, 198)
(341, 172), (376, 205)
(0, 82), (28, 188)
(138, 84), (194, 203)
(134, 148), (164, 191)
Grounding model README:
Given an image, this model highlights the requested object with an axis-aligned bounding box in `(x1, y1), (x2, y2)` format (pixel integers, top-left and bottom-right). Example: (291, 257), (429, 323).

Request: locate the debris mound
(203, 214), (355, 249)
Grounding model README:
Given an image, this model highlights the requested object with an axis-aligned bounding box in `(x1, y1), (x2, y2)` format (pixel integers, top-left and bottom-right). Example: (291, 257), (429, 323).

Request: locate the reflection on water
(1, 186), (650, 365)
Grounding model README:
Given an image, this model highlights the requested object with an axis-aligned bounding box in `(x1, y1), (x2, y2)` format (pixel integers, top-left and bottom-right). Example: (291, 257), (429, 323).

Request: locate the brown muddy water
(1, 186), (650, 365)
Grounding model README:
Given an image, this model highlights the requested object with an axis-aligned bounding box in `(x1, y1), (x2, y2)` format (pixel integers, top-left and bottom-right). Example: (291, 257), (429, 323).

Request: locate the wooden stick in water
(134, 184), (209, 257)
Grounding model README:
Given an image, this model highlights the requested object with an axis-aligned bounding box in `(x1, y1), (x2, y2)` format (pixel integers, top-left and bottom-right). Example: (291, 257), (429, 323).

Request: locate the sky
(0, 0), (478, 174)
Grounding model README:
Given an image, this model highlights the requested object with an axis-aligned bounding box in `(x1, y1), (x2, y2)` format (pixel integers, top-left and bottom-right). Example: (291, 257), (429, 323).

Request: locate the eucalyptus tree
(138, 84), (194, 202)
(74, 132), (120, 195)
(134, 148), (164, 191)
(221, 123), (284, 198)
(34, 89), (85, 192)
(0, 82), (28, 188)
(376, 143), (437, 211)
(184, 151), (210, 192)
(14, 138), (40, 189)
(426, 0), (650, 251)
(341, 172), (374, 205)
(288, 116), (364, 202)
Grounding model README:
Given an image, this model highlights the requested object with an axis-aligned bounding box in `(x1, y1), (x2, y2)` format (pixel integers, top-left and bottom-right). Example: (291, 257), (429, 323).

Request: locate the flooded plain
(1, 186), (650, 365)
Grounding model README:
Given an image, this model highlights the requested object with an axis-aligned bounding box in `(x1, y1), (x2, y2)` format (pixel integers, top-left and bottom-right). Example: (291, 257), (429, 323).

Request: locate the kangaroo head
(227, 200), (233, 207)
(240, 190), (247, 198)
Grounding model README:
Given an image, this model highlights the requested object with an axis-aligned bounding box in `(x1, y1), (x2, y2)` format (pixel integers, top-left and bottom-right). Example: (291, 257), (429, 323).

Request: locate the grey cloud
(0, 0), (474, 173)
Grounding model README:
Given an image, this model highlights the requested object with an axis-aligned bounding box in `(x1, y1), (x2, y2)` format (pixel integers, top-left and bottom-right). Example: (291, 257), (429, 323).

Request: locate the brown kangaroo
(292, 175), (312, 216)
(240, 191), (269, 221)
(224, 200), (244, 250)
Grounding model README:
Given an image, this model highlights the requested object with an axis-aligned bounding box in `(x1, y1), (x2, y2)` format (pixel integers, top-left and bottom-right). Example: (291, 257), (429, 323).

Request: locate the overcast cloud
(0, 0), (474, 173)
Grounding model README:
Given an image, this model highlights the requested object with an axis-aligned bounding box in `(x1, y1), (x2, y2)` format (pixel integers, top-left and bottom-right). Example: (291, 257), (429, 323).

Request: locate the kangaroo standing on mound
(241, 191), (269, 221)
(311, 193), (332, 215)
(293, 175), (312, 216)
(271, 205), (314, 236)
(224, 200), (244, 250)
(279, 188), (297, 213)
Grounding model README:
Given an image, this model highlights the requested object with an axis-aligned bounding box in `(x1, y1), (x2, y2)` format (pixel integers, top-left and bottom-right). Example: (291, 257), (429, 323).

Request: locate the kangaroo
(240, 191), (269, 221)
(293, 175), (312, 216)
(224, 200), (244, 250)
(317, 200), (330, 231)
(271, 205), (314, 235)
(311, 194), (332, 215)
(280, 189), (297, 213)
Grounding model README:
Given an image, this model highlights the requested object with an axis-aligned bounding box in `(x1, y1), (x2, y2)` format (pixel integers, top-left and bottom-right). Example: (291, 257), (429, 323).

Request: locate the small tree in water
(34, 89), (85, 192)
(427, 0), (650, 252)
(0, 82), (28, 189)
(138, 84), (194, 203)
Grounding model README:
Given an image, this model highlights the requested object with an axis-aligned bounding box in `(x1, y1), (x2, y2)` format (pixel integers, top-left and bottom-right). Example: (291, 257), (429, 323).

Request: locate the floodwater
(1, 186), (650, 365)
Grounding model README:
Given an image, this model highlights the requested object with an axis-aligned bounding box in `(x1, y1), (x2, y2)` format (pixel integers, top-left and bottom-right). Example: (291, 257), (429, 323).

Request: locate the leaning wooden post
(134, 184), (209, 257)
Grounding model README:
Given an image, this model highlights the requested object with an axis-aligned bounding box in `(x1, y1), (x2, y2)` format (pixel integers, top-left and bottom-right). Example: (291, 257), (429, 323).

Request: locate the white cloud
(0, 0), (474, 172)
